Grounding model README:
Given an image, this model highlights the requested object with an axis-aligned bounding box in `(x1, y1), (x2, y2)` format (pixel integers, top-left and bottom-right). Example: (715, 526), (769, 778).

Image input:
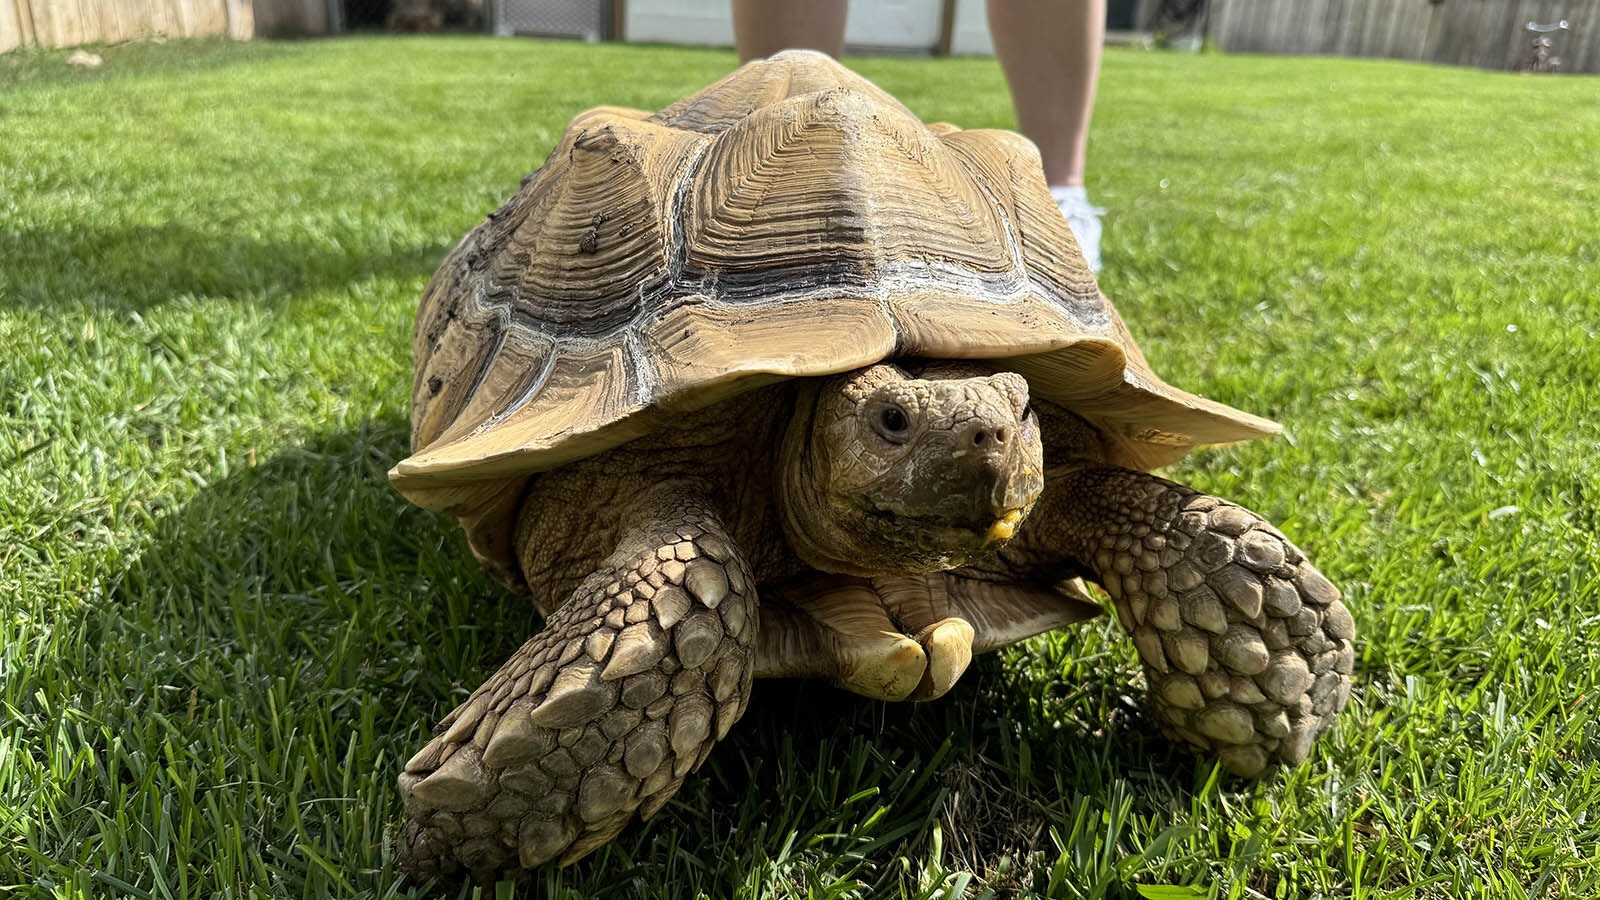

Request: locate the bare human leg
(987, 0), (1104, 188)
(988, 0), (1107, 270)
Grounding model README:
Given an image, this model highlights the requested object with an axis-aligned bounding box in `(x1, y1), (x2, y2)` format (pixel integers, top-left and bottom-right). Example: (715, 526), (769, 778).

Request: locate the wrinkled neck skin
(779, 381), (865, 574)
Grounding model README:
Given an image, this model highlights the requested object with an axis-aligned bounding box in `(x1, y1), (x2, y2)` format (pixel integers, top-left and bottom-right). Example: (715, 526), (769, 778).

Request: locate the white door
(625, 0), (733, 45)
(948, 0), (994, 55)
(844, 0), (942, 51)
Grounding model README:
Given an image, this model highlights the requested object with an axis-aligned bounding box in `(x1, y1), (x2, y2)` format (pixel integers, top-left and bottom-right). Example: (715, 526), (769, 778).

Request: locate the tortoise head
(779, 362), (1045, 576)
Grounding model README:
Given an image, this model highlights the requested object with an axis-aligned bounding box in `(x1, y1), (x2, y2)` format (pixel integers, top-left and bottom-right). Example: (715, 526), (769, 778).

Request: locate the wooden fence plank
(172, 0), (193, 36)
(1296, 0), (1329, 53)
(1, 2), (23, 52)
(1256, 0), (1281, 52)
(28, 0), (53, 45)
(190, 0), (224, 36)
(1218, 0), (1251, 50)
(1212, 0), (1600, 72)
(1235, 0), (1266, 52)
(15, 0), (37, 45)
(1458, 0), (1497, 67)
(30, 0), (52, 44)
(1234, 0), (1261, 51)
(1436, 0), (1462, 60)
(45, 0), (76, 46)
(1382, 0), (1410, 59)
(1253, 0), (1277, 52)
(1229, 0), (1258, 51)
(0, 0), (344, 47)
(64, 0), (88, 45)
(1572, 17), (1598, 72)
(1318, 0), (1346, 53)
(178, 0), (207, 35)
(108, 0), (139, 41)
(1337, 0), (1367, 54)
(1504, 0), (1541, 68)
(1258, 0), (1283, 52)
(1212, 0), (1240, 49)
(224, 0), (253, 38)
(1354, 0), (1385, 56)
(1393, 0), (1430, 60)
(103, 0), (130, 42)
(1377, 0), (1404, 58)
(1471, 0), (1508, 66)
(1379, 0), (1408, 58)
(87, 0), (109, 41)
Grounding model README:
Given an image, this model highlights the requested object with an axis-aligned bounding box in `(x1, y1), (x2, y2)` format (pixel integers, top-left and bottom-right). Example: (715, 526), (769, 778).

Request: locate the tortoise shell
(389, 50), (1276, 582)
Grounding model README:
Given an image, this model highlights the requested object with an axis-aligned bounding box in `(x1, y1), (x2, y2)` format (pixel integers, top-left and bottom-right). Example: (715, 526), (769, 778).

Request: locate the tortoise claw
(909, 617), (975, 701)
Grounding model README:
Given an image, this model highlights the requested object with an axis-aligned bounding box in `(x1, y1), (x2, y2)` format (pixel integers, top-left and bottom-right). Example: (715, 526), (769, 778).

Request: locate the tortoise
(389, 49), (1355, 878)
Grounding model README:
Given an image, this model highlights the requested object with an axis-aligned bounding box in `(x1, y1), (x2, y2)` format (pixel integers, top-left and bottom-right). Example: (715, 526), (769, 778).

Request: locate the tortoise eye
(876, 404), (910, 441)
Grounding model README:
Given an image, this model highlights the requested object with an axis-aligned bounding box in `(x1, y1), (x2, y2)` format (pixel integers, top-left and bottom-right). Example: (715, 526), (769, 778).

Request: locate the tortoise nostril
(972, 427), (1008, 448)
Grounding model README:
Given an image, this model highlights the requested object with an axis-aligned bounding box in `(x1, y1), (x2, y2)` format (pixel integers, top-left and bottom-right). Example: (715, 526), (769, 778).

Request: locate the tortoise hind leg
(398, 486), (757, 878)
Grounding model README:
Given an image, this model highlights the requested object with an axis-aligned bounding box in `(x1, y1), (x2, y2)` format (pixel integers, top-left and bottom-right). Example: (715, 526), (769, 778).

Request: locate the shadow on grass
(106, 420), (1199, 896)
(0, 222), (451, 313)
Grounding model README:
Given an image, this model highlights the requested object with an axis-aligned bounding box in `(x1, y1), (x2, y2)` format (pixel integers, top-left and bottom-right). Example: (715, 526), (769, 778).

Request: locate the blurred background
(1, 0), (1592, 73)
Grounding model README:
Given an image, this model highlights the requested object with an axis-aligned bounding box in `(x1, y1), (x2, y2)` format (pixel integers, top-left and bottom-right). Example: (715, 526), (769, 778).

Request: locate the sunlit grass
(3, 36), (1598, 898)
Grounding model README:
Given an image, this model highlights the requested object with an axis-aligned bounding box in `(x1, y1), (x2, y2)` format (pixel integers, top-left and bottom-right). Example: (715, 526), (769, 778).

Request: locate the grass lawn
(3, 34), (1598, 899)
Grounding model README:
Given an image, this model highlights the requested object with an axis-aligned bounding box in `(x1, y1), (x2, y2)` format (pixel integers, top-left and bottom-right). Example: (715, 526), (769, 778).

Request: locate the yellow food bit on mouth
(986, 509), (1024, 544)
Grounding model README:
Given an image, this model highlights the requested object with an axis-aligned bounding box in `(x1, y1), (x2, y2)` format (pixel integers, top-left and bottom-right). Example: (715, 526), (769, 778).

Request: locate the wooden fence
(1212, 0), (1599, 72)
(0, 0), (335, 52)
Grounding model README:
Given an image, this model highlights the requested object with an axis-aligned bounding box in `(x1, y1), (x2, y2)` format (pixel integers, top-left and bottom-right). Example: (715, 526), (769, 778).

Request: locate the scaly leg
(990, 463), (1355, 776)
(398, 486), (757, 877)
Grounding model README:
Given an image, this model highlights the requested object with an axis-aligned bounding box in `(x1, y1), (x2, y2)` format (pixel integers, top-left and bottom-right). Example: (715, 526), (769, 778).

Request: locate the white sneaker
(1050, 186), (1105, 274)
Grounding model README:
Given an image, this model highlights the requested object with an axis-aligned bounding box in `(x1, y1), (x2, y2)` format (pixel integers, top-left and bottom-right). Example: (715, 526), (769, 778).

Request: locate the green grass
(2, 35), (1598, 899)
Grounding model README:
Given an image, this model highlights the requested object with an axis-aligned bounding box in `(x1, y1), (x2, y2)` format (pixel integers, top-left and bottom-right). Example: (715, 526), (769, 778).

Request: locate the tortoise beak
(983, 460), (1043, 546)
(985, 508), (1026, 544)
(980, 439), (1044, 544)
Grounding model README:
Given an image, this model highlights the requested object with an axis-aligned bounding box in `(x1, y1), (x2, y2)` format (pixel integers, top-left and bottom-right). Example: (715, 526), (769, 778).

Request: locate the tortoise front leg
(398, 485), (757, 878)
(1001, 464), (1355, 776)
(755, 577), (943, 701)
(756, 574), (1097, 701)
(872, 574), (1093, 700)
